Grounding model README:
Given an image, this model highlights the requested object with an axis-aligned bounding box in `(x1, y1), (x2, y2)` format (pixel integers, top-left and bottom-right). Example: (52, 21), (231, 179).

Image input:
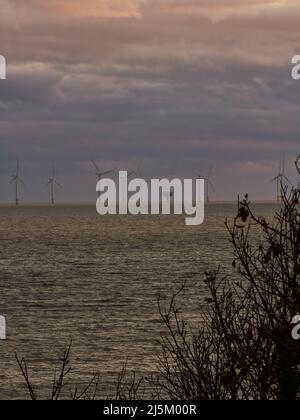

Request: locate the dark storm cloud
(0, 0), (299, 201)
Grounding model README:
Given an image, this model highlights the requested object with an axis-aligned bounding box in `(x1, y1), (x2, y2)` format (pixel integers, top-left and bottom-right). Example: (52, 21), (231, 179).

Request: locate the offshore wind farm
(1, 159), (294, 206)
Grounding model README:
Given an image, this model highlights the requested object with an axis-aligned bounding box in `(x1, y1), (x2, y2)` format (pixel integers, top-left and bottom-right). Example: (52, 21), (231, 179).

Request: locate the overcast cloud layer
(0, 0), (299, 202)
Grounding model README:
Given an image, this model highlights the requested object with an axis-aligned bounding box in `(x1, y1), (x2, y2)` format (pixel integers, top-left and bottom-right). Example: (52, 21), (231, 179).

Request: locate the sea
(0, 203), (279, 399)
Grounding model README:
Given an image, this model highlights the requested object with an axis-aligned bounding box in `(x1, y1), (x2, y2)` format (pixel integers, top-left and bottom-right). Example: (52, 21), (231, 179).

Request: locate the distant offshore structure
(10, 160), (25, 206)
(198, 167), (215, 204)
(271, 158), (291, 203)
(47, 163), (62, 205)
(6, 158), (296, 205)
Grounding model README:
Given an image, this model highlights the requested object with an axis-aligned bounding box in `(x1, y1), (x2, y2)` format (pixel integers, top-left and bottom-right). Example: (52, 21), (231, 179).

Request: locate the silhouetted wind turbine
(271, 158), (291, 202)
(91, 160), (114, 197)
(10, 160), (25, 206)
(199, 166), (215, 203)
(47, 164), (62, 205)
(128, 165), (142, 179)
(91, 160), (114, 181)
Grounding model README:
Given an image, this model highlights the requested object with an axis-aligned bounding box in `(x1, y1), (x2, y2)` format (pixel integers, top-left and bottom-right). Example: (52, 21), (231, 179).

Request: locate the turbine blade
(102, 169), (114, 177)
(283, 175), (292, 185)
(282, 157), (286, 175)
(91, 160), (101, 173)
(271, 176), (279, 182)
(208, 180), (215, 192)
(128, 171), (135, 178)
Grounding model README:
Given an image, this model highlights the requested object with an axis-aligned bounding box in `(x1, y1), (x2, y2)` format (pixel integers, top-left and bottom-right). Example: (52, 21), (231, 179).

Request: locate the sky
(0, 0), (299, 203)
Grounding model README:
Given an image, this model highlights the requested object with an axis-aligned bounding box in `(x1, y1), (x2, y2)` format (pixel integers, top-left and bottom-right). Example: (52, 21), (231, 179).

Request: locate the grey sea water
(0, 203), (278, 399)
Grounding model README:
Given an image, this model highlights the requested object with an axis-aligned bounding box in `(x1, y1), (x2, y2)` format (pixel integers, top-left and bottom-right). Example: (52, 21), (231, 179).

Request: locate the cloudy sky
(0, 0), (299, 203)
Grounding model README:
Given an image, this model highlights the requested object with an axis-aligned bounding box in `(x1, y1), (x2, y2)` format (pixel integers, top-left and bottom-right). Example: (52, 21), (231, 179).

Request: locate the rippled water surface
(0, 203), (278, 399)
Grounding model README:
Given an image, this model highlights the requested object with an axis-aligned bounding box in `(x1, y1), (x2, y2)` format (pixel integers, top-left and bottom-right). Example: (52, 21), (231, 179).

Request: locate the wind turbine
(47, 164), (62, 205)
(113, 163), (143, 179)
(10, 160), (25, 206)
(271, 158), (291, 202)
(91, 160), (114, 181)
(127, 164), (143, 179)
(91, 160), (114, 197)
(199, 166), (215, 204)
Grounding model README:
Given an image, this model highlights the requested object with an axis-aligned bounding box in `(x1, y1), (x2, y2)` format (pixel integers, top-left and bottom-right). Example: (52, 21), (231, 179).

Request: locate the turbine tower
(199, 166), (215, 204)
(271, 158), (291, 202)
(10, 160), (25, 206)
(47, 164), (62, 205)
